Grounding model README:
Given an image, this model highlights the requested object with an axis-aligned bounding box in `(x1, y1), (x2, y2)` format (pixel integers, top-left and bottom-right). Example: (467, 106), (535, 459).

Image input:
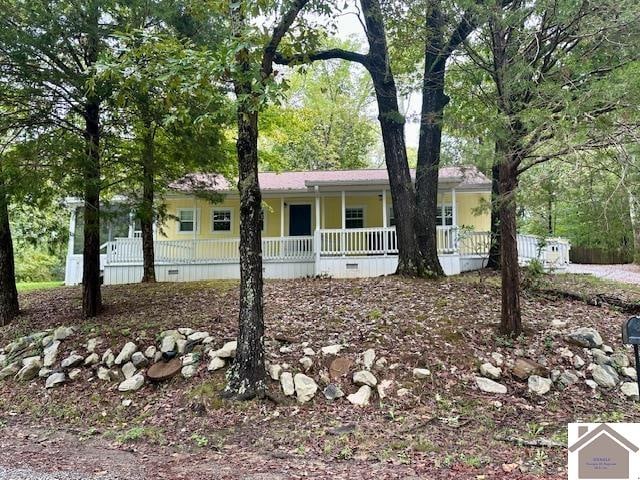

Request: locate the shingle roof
(169, 165), (491, 193)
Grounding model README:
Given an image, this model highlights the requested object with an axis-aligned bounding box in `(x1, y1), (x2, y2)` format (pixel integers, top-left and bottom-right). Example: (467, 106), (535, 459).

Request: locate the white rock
(592, 364), (619, 388)
(621, 382), (639, 400)
(573, 355), (585, 369)
(45, 372), (66, 388)
(397, 388), (410, 397)
(603, 345), (614, 354)
(176, 339), (187, 354)
(585, 379), (598, 389)
(353, 370), (377, 387)
(144, 346), (157, 359)
(480, 363), (501, 380)
(303, 347), (316, 356)
(475, 377), (507, 394)
(53, 326), (74, 341)
(86, 337), (102, 353)
(207, 357), (225, 371)
(412, 368), (431, 379)
(188, 331), (209, 342)
(362, 349), (376, 370)
(122, 362), (137, 379)
(181, 364), (198, 378)
(280, 372), (295, 396)
(38, 368), (52, 378)
(43, 341), (60, 368)
(97, 367), (111, 381)
(528, 375), (552, 395)
(16, 356), (42, 381)
(212, 341), (237, 358)
(622, 367), (637, 379)
(611, 352), (630, 369)
(267, 363), (283, 380)
(202, 336), (214, 345)
(347, 385), (372, 406)
(566, 327), (603, 348)
(61, 354), (84, 369)
(294, 373), (318, 403)
(102, 349), (115, 368)
(377, 379), (393, 399)
(299, 356), (313, 371)
(161, 336), (176, 353)
(178, 327), (195, 336)
(321, 344), (342, 355)
(84, 353), (100, 366)
(375, 357), (388, 369)
(122, 399), (133, 407)
(118, 374), (144, 392)
(182, 353), (198, 367)
(114, 342), (137, 365)
(68, 368), (82, 380)
(491, 352), (504, 366)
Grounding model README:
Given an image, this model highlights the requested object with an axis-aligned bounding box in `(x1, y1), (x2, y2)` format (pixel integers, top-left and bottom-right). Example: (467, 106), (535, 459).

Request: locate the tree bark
(0, 179), (19, 326)
(628, 189), (640, 264)
(361, 0), (427, 276)
(140, 121), (156, 283)
(487, 160), (502, 269)
(498, 161), (521, 336)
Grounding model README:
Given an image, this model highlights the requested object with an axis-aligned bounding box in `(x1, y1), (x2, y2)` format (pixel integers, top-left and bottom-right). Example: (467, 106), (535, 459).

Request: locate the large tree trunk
(82, 96), (102, 318)
(0, 179), (19, 326)
(140, 122), (156, 283)
(361, 0), (427, 277)
(628, 189), (640, 264)
(487, 160), (502, 269)
(415, 2), (447, 278)
(498, 161), (521, 336)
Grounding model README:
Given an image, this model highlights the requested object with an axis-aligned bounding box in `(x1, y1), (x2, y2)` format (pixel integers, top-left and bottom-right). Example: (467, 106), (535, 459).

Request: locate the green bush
(521, 258), (546, 290)
(14, 247), (64, 282)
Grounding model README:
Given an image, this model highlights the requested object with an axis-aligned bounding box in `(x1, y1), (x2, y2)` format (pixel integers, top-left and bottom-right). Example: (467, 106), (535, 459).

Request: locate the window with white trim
(212, 208), (232, 232)
(388, 206), (396, 227)
(436, 205), (453, 226)
(178, 209), (197, 233)
(345, 207), (364, 229)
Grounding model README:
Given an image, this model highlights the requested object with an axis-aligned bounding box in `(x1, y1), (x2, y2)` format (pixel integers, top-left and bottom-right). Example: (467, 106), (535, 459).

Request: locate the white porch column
(280, 197), (285, 237)
(382, 189), (388, 255)
(451, 188), (458, 251)
(314, 186), (320, 231)
(314, 187), (321, 274)
(341, 190), (346, 229)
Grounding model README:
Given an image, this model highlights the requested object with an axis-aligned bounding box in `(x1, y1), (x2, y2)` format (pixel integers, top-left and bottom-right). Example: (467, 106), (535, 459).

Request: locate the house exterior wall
(159, 190), (492, 236)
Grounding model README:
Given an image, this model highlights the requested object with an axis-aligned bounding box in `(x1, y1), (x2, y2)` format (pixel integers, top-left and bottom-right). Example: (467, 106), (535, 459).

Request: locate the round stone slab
(147, 358), (182, 382)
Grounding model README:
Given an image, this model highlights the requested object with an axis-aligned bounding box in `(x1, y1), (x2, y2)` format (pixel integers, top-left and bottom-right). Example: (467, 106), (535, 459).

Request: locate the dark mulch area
(1, 274), (638, 479)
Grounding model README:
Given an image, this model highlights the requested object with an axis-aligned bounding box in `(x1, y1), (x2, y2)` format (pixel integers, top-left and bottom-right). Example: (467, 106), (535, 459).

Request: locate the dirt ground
(1, 273), (638, 479)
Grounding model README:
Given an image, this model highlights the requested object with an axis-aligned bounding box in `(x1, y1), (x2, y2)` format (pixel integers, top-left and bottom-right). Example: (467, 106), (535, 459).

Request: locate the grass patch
(17, 281), (64, 293)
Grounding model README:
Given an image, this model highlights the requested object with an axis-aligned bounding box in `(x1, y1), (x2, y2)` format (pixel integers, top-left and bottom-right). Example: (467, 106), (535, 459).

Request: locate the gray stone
(280, 372), (295, 396)
(102, 349), (115, 367)
(181, 364), (198, 378)
(118, 374), (144, 392)
(528, 375), (552, 395)
(97, 367), (111, 381)
(267, 363), (282, 380)
(68, 368), (82, 380)
(476, 377), (507, 394)
(122, 362), (137, 379)
(491, 352), (504, 366)
(131, 352), (148, 368)
(16, 356), (42, 381)
(592, 364), (618, 388)
(207, 356), (225, 371)
(353, 370), (377, 387)
(181, 353), (199, 367)
(347, 385), (372, 406)
(177, 327), (195, 336)
(550, 369), (561, 383)
(412, 368), (431, 379)
(187, 331), (209, 342)
(212, 341), (237, 358)
(303, 347), (316, 356)
(160, 329), (184, 339)
(43, 341), (60, 368)
(144, 346), (157, 359)
(480, 363), (501, 380)
(621, 382), (639, 400)
(603, 345), (614, 354)
(573, 355), (585, 369)
(299, 356), (313, 371)
(84, 353), (100, 366)
(591, 349), (611, 366)
(38, 367), (52, 378)
(41, 335), (53, 348)
(622, 367), (637, 379)
(611, 352), (630, 369)
(377, 379), (393, 399)
(585, 379), (598, 389)
(558, 371), (579, 389)
(176, 339), (187, 354)
(86, 337), (102, 353)
(53, 326), (74, 341)
(321, 344), (343, 355)
(363, 349), (376, 370)
(61, 354), (84, 369)
(0, 362), (19, 380)
(45, 372), (66, 388)
(160, 336), (176, 353)
(323, 383), (344, 400)
(294, 373), (317, 403)
(114, 342), (137, 365)
(566, 327), (603, 348)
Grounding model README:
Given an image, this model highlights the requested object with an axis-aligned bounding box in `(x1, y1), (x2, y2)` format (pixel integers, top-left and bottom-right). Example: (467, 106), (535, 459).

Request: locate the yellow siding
(160, 190), (492, 238)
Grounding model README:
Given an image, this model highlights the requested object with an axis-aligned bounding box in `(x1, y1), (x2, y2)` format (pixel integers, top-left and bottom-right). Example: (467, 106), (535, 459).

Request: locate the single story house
(63, 165), (570, 285)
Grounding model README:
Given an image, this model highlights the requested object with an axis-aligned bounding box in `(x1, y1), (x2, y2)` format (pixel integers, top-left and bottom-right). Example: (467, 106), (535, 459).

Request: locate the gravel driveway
(566, 263), (640, 285)
(0, 466), (98, 480)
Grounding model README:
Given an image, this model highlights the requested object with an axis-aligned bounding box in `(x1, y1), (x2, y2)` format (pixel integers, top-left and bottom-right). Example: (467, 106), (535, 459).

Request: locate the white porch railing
(105, 236), (314, 265)
(319, 227), (398, 256)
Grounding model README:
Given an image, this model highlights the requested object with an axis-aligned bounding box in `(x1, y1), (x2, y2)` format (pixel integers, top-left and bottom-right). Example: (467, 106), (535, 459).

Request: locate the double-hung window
(345, 207), (364, 229)
(178, 209), (197, 233)
(436, 205), (453, 227)
(212, 209), (232, 232)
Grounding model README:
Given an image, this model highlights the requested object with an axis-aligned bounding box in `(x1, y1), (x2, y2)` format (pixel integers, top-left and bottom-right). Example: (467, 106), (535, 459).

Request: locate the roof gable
(569, 424), (639, 453)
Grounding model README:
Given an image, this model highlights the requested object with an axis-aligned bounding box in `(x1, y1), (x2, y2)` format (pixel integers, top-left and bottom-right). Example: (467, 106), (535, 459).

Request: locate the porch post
(314, 186), (320, 231)
(451, 188), (458, 252)
(280, 196), (285, 237)
(382, 189), (388, 255)
(341, 190), (346, 257)
(314, 186), (321, 274)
